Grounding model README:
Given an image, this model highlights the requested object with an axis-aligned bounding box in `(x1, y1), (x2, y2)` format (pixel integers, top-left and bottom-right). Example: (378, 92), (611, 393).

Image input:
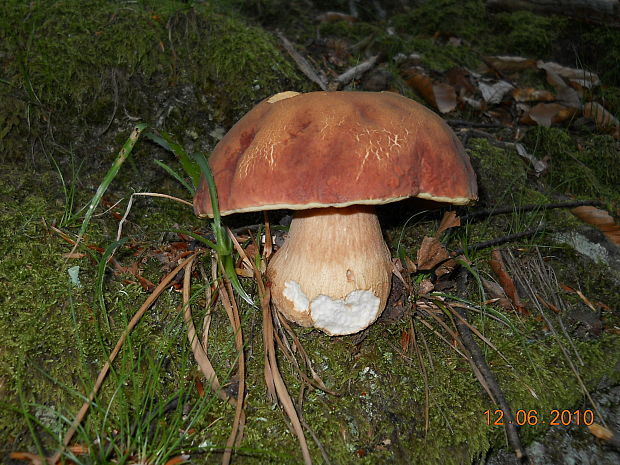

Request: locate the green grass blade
(174, 229), (219, 252)
(76, 124), (146, 246)
(193, 152), (254, 306)
(96, 238), (129, 332)
(154, 160), (196, 196)
(192, 152), (225, 240)
(145, 130), (201, 188)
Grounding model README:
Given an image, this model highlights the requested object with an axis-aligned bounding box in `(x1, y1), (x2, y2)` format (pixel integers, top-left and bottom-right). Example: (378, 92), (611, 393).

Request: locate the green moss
(392, 0), (488, 44)
(524, 127), (620, 207)
(467, 138), (547, 207)
(0, 0), (305, 162)
(488, 11), (568, 57)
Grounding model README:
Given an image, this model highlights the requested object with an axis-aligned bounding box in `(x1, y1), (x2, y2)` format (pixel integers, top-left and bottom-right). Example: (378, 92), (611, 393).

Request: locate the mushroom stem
(266, 205), (392, 335)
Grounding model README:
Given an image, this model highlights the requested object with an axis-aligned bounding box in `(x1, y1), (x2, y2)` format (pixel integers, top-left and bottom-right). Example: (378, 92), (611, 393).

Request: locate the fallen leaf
(515, 143), (547, 176)
(400, 329), (411, 352)
(478, 80), (514, 104)
(62, 252), (86, 259)
(589, 423), (614, 441)
(416, 236), (448, 270)
(583, 102), (620, 137)
(482, 55), (537, 73)
(433, 82), (458, 113)
(571, 206), (620, 245)
(521, 103), (577, 127)
(511, 87), (555, 102)
(435, 211), (461, 237)
(404, 255), (417, 273)
(418, 278), (435, 295)
(537, 61), (600, 89)
(8, 453), (45, 465)
(316, 11), (357, 23)
(404, 68), (457, 113)
(489, 249), (529, 315)
(481, 277), (513, 310)
(164, 455), (191, 465)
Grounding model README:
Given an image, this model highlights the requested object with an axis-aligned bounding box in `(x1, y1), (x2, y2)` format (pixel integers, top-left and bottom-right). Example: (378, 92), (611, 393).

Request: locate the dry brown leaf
(589, 423), (614, 441)
(316, 11), (357, 23)
(164, 456), (190, 465)
(481, 277), (513, 310)
(556, 85), (582, 109)
(433, 82), (458, 113)
(537, 61), (600, 89)
(404, 255), (417, 273)
(583, 102), (620, 137)
(445, 67), (477, 96)
(482, 55), (537, 73)
(416, 236), (455, 276)
(418, 278), (435, 294)
(404, 69), (435, 103)
(435, 211), (461, 237)
(404, 68), (456, 113)
(400, 329), (411, 352)
(489, 249), (529, 315)
(521, 102), (577, 127)
(511, 87), (555, 102)
(571, 205), (620, 246)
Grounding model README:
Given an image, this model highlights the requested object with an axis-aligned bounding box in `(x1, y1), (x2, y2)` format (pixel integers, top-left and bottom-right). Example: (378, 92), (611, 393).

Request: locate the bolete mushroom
(194, 91), (477, 335)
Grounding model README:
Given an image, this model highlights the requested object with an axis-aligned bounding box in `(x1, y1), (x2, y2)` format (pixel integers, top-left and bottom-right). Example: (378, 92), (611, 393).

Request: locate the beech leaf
(571, 206), (620, 246)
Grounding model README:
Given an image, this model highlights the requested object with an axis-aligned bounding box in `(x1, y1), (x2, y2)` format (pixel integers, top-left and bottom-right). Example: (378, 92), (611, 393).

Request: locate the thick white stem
(266, 205), (392, 335)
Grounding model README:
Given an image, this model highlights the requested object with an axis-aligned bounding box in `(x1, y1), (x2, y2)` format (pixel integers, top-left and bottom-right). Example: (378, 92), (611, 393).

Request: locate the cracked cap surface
(194, 91), (478, 217)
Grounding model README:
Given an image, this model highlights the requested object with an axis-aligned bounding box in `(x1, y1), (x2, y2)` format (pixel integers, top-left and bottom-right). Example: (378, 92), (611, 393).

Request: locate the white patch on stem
(283, 280), (310, 312)
(310, 290), (380, 336)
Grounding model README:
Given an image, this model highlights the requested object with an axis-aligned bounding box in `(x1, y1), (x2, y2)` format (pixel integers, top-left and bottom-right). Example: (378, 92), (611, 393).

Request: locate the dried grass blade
(228, 227), (312, 464)
(410, 320), (430, 434)
(50, 253), (197, 464)
(261, 283), (313, 465)
(218, 272), (246, 463)
(276, 314), (338, 395)
(444, 303), (510, 365)
(182, 257), (232, 406)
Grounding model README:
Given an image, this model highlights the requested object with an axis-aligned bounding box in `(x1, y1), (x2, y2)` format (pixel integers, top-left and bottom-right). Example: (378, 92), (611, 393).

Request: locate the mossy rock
(0, 0), (305, 164)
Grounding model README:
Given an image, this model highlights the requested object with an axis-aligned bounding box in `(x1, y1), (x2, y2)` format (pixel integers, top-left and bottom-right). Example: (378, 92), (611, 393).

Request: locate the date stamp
(484, 409), (595, 426)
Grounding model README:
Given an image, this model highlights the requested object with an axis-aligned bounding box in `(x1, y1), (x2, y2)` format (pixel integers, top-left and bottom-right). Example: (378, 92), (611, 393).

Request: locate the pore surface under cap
(194, 91), (477, 217)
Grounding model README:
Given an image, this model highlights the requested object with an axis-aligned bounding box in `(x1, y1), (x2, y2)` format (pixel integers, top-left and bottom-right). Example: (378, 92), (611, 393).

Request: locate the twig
(452, 269), (528, 463)
(446, 119), (504, 128)
(278, 32), (327, 91)
(460, 200), (604, 222)
(334, 55), (379, 87)
(117, 192), (193, 241)
(453, 228), (543, 255)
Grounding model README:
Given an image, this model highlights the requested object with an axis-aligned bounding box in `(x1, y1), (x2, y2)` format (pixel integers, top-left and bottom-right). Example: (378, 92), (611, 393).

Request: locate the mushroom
(194, 91), (477, 335)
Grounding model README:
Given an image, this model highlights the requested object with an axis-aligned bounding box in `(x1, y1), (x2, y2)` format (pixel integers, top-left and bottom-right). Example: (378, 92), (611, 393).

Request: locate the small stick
(453, 270), (528, 463)
(446, 119), (504, 128)
(460, 200), (603, 222)
(453, 228), (543, 255)
(334, 54), (379, 87)
(278, 32), (327, 91)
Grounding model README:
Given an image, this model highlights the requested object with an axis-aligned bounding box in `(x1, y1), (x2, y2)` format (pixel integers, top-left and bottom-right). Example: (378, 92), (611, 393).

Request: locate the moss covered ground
(1, 0), (619, 464)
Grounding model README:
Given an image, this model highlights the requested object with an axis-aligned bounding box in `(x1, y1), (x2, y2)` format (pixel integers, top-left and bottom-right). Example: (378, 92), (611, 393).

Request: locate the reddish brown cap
(194, 91), (477, 217)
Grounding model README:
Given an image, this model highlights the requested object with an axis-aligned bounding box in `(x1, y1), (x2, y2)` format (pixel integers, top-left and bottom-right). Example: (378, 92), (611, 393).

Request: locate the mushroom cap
(194, 91), (477, 217)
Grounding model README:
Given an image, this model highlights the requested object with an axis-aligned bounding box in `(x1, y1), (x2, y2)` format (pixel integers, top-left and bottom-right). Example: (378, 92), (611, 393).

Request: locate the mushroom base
(266, 205), (392, 335)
